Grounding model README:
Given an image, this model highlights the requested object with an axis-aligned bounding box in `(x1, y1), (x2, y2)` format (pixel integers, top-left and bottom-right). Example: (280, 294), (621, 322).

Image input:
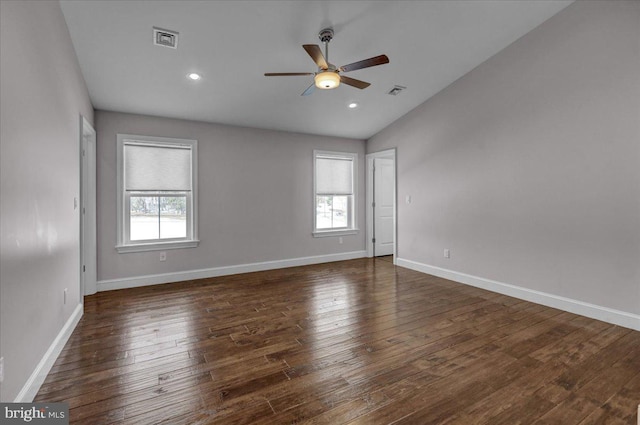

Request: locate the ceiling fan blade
(301, 83), (316, 96)
(339, 55), (389, 73)
(265, 72), (315, 76)
(303, 45), (328, 70)
(340, 75), (370, 89)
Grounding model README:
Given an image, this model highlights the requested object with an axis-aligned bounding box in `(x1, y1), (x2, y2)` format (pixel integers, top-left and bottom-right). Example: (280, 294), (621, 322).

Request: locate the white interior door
(81, 117), (97, 296)
(373, 158), (394, 256)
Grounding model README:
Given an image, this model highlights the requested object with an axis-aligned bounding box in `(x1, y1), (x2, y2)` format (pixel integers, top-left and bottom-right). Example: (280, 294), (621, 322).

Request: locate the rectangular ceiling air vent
(388, 85), (407, 96)
(153, 27), (178, 49)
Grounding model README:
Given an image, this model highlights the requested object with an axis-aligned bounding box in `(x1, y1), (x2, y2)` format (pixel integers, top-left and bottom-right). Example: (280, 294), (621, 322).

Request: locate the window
(116, 134), (198, 253)
(313, 150), (358, 236)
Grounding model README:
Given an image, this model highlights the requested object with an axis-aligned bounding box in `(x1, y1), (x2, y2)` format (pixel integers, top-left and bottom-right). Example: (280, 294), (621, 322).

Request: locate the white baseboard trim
(98, 250), (368, 292)
(396, 258), (640, 332)
(14, 303), (83, 402)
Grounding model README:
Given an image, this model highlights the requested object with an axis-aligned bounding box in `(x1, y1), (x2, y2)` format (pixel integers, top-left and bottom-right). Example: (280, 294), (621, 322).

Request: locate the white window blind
(124, 144), (192, 191)
(315, 156), (353, 195)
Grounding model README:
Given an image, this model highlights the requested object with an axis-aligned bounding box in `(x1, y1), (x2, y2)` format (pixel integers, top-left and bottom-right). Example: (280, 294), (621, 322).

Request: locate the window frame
(312, 150), (358, 237)
(116, 134), (199, 253)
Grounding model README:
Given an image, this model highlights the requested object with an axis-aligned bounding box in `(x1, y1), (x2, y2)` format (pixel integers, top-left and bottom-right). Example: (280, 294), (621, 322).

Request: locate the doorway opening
(80, 116), (97, 296)
(366, 149), (396, 262)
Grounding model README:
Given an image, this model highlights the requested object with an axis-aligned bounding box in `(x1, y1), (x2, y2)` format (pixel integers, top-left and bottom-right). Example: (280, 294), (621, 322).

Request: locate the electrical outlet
(0, 356), (4, 383)
(64, 288), (68, 304)
(338, 237), (343, 244)
(159, 251), (167, 262)
(406, 195), (412, 204)
(444, 249), (450, 259)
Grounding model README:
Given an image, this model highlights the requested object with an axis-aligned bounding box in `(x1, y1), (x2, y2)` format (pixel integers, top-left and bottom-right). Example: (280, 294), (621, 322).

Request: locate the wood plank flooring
(35, 258), (640, 424)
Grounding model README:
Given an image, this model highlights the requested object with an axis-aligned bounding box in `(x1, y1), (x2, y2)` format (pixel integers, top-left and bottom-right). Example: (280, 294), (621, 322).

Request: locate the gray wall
(95, 111), (366, 282)
(368, 0), (640, 315)
(0, 0), (94, 401)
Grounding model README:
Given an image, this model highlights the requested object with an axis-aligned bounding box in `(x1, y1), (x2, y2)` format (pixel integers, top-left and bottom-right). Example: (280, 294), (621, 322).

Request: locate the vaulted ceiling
(60, 0), (572, 139)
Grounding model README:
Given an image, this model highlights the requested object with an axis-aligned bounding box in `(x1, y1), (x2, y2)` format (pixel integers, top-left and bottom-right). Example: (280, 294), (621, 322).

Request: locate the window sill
(312, 229), (358, 238)
(116, 240), (199, 253)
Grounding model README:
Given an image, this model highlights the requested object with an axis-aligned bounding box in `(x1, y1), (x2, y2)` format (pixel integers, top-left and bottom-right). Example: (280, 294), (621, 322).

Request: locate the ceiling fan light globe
(314, 71), (340, 89)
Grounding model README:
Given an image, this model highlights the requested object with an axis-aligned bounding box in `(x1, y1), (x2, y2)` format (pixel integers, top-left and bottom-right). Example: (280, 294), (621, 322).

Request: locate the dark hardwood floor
(35, 258), (640, 424)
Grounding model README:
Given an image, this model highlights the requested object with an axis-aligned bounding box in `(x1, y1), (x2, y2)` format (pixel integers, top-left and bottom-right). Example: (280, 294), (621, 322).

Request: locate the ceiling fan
(264, 28), (389, 96)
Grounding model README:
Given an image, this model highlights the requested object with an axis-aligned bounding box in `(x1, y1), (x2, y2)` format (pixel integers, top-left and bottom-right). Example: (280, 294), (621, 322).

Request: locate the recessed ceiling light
(187, 73), (201, 81)
(348, 102), (358, 109)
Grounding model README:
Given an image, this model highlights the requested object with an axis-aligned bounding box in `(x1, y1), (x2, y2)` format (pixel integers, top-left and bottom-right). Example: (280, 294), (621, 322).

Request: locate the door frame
(366, 148), (397, 261)
(80, 115), (97, 297)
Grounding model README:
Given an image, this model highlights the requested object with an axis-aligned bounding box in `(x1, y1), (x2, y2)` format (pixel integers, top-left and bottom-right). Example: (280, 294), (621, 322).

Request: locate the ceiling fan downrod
(318, 28), (334, 67)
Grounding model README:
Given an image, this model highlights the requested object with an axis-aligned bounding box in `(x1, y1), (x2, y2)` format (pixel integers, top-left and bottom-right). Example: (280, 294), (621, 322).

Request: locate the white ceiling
(60, 0), (572, 140)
